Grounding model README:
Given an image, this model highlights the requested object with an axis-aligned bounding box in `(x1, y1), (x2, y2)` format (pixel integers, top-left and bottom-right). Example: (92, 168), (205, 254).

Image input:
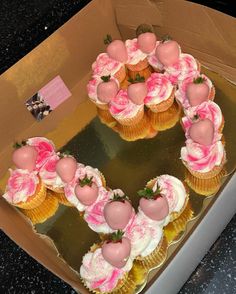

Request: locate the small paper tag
(25, 76), (71, 121)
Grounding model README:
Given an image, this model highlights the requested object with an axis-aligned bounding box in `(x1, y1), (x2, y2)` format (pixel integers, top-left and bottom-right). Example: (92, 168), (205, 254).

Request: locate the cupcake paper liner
(46, 185), (64, 194)
(21, 191), (59, 224)
(185, 167), (227, 196)
(127, 65), (153, 81)
(114, 66), (127, 84)
(135, 236), (168, 271)
(51, 190), (73, 207)
(148, 100), (181, 131)
(146, 87), (175, 113)
(94, 101), (109, 111)
(164, 202), (194, 244)
(97, 107), (117, 128)
(15, 180), (47, 210)
(126, 58), (149, 72)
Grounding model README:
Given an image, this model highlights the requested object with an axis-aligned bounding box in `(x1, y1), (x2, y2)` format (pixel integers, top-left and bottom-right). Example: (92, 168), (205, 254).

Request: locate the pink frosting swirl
(181, 139), (225, 172)
(145, 73), (174, 105)
(125, 38), (147, 65)
(147, 41), (164, 71)
(27, 137), (56, 170)
(175, 74), (213, 108)
(80, 248), (133, 293)
(3, 169), (39, 204)
(87, 76), (119, 105)
(109, 89), (143, 119)
(182, 101), (223, 142)
(39, 154), (64, 188)
(92, 53), (123, 77)
(164, 53), (199, 85)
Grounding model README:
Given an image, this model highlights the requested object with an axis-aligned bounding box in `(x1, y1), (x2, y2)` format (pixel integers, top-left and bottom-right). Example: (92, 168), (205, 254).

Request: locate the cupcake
(80, 234), (134, 294)
(3, 169), (46, 210)
(109, 89), (148, 141)
(125, 212), (167, 270)
(125, 38), (151, 80)
(176, 74), (215, 108)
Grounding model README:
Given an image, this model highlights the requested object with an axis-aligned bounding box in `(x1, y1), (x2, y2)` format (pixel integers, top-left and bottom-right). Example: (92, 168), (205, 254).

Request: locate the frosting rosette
(109, 89), (143, 120)
(125, 38), (148, 65)
(39, 153), (64, 189)
(181, 139), (225, 173)
(175, 74), (213, 108)
(164, 53), (199, 85)
(92, 53), (124, 77)
(3, 169), (39, 204)
(145, 73), (174, 105)
(80, 248), (133, 293)
(27, 137), (56, 170)
(182, 101), (223, 141)
(125, 212), (163, 258)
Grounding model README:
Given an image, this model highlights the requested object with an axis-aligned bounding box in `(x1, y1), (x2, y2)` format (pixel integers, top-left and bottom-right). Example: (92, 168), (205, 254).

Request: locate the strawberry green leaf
(101, 75), (111, 82)
(79, 175), (94, 187)
(104, 34), (113, 45)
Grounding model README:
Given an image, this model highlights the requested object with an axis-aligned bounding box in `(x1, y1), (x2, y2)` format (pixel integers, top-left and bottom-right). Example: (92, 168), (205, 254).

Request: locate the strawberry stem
(161, 34), (172, 43)
(101, 75), (111, 82)
(193, 76), (206, 84)
(79, 175), (93, 187)
(108, 230), (124, 243)
(193, 114), (200, 121)
(136, 23), (154, 36)
(112, 193), (130, 203)
(13, 140), (27, 149)
(138, 186), (161, 200)
(128, 73), (145, 84)
(104, 34), (113, 45)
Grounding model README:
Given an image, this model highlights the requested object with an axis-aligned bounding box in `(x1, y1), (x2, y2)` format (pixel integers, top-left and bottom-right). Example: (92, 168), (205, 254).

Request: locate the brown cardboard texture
(0, 0), (236, 293)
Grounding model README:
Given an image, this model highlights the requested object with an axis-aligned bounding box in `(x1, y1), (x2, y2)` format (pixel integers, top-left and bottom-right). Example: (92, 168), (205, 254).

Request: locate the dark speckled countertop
(0, 1), (235, 293)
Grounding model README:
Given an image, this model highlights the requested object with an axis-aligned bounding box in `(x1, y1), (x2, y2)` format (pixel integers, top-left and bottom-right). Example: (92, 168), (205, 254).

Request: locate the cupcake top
(164, 53), (199, 85)
(27, 137), (56, 170)
(125, 212), (163, 258)
(147, 41), (164, 71)
(64, 164), (103, 211)
(181, 139), (225, 173)
(145, 73), (174, 105)
(109, 89), (143, 119)
(80, 247), (133, 293)
(125, 38), (148, 65)
(87, 76), (119, 106)
(175, 74), (213, 108)
(182, 101), (223, 139)
(3, 169), (39, 204)
(92, 53), (124, 77)
(39, 154), (64, 189)
(154, 175), (187, 213)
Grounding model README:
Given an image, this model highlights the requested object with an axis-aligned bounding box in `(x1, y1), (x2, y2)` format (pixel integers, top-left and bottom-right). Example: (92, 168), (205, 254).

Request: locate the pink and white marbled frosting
(147, 41), (164, 71)
(92, 53), (124, 77)
(145, 73), (174, 105)
(109, 89), (143, 120)
(181, 139), (225, 173)
(80, 248), (133, 293)
(125, 38), (148, 65)
(175, 74), (213, 108)
(3, 169), (39, 204)
(164, 53), (199, 85)
(27, 137), (56, 170)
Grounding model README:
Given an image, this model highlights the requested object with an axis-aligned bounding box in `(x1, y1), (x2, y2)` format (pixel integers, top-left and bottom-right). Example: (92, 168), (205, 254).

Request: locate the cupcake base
(21, 191), (59, 224)
(97, 107), (117, 128)
(185, 167), (227, 196)
(148, 100), (181, 131)
(51, 190), (73, 207)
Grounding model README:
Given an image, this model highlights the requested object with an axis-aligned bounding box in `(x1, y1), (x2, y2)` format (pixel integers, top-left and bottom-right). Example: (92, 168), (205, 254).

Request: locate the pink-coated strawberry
(12, 141), (37, 172)
(155, 37), (180, 66)
(138, 187), (169, 221)
(104, 194), (133, 230)
(127, 74), (147, 105)
(186, 77), (210, 107)
(56, 154), (77, 183)
(189, 118), (214, 146)
(104, 34), (128, 63)
(102, 230), (131, 268)
(74, 175), (98, 206)
(97, 75), (119, 103)
(137, 32), (157, 54)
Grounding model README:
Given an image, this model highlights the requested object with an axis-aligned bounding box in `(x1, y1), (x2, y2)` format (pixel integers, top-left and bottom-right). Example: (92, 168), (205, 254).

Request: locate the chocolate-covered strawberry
(189, 118), (214, 146)
(127, 74), (147, 105)
(97, 75), (119, 103)
(136, 24), (157, 54)
(104, 194), (133, 230)
(56, 152), (77, 183)
(104, 34), (128, 63)
(186, 76), (210, 107)
(138, 186), (169, 221)
(101, 230), (131, 268)
(155, 36), (180, 67)
(75, 175), (98, 206)
(12, 141), (37, 172)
